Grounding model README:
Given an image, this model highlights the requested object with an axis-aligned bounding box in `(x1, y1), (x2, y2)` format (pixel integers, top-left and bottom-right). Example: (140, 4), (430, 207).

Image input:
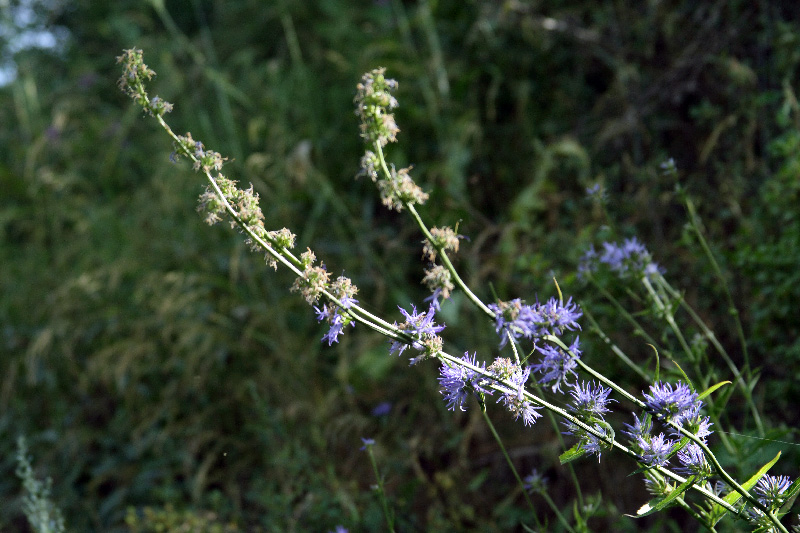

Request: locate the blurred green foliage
(1, 0), (798, 531)
(125, 504), (240, 533)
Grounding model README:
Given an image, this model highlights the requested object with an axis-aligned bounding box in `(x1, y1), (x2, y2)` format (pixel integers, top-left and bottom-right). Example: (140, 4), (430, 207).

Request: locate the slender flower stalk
(481, 410), (548, 531)
(580, 239), (750, 454)
(360, 439), (396, 533)
(378, 145), (496, 318)
(679, 189), (751, 374)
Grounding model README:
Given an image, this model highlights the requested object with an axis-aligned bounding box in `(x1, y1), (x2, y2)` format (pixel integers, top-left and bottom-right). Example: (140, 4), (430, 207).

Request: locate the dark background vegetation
(1, 0), (799, 531)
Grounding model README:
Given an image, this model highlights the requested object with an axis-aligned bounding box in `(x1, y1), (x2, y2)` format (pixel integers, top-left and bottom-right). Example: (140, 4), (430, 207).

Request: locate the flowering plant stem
(118, 50), (791, 532)
(373, 142), (496, 319)
(510, 337), (587, 508)
(545, 334), (785, 531)
(636, 278), (738, 455)
(680, 192), (752, 374)
(149, 111), (413, 345)
(162, 89), (762, 522)
(344, 111), (780, 531)
(591, 271), (758, 449)
(376, 133), (760, 513)
(441, 347), (751, 520)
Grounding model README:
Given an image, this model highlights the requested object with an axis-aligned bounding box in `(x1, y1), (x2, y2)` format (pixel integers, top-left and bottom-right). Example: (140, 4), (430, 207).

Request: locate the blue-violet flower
(643, 381), (701, 423)
(532, 338), (581, 393)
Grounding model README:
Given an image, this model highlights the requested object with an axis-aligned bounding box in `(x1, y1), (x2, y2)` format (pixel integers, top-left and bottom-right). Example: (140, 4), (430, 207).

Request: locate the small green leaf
(652, 476), (697, 512)
(559, 442), (587, 464)
(697, 381), (731, 401)
(668, 359), (694, 390)
(647, 344), (660, 383)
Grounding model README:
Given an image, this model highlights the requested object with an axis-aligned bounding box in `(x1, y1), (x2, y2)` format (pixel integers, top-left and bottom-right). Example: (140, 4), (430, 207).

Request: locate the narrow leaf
(668, 359), (694, 390)
(630, 477), (696, 518)
(647, 344), (660, 383)
(651, 475), (697, 513)
(710, 451), (782, 526)
(698, 381), (731, 401)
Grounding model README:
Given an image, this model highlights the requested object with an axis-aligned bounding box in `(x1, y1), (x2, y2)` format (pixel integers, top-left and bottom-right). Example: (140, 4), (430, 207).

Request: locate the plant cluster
(115, 49), (798, 532)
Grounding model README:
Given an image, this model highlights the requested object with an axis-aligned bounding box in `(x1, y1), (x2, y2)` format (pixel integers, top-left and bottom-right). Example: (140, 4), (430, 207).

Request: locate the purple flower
(562, 381), (615, 462)
(754, 475), (792, 508)
(327, 527), (348, 533)
(636, 433), (674, 467)
(488, 297), (582, 348)
(579, 237), (663, 280)
(488, 299), (531, 347)
(360, 437), (375, 450)
(371, 402), (392, 417)
(339, 295), (358, 308)
(314, 298), (358, 345)
(523, 468), (548, 494)
(389, 303), (445, 357)
(568, 380), (615, 419)
(580, 430), (609, 461)
(622, 413), (652, 441)
(586, 183), (606, 202)
(660, 158), (677, 175)
(536, 297), (582, 335)
(563, 421), (612, 462)
(400, 304), (445, 336)
(532, 338), (581, 393)
(643, 381), (701, 423)
(712, 480), (728, 497)
(322, 321), (348, 345)
(621, 236), (648, 257)
(438, 352), (492, 412)
(600, 241), (626, 272)
(498, 366), (542, 426)
(424, 287), (443, 312)
(676, 442), (712, 477)
(438, 364), (470, 411)
(668, 403), (713, 442)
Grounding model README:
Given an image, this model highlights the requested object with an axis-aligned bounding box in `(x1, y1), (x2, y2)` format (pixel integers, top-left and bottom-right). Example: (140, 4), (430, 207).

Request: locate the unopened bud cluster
(120, 48), (359, 344)
(375, 165), (429, 211)
(291, 249), (331, 304)
(116, 49), (172, 117)
(172, 132), (227, 173)
(421, 226), (460, 302)
(423, 226), (461, 262)
(354, 68), (399, 147)
(421, 265), (453, 301)
(355, 70), (428, 212)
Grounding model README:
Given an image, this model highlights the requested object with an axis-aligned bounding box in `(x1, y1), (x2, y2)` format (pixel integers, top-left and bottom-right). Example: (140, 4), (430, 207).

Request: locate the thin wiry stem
(373, 142), (495, 318)
(480, 407), (548, 531)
